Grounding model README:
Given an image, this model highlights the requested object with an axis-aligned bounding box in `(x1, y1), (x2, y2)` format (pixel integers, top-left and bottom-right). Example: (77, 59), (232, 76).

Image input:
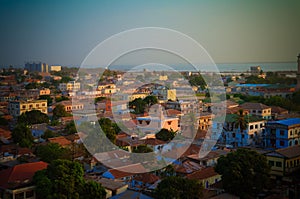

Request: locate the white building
(59, 81), (81, 91)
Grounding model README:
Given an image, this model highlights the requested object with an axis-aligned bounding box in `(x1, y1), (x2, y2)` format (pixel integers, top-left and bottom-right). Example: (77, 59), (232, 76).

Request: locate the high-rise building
(25, 62), (49, 73)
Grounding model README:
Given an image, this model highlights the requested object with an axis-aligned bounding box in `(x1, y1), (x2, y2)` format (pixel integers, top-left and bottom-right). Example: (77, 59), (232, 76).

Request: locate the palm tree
(234, 109), (247, 146)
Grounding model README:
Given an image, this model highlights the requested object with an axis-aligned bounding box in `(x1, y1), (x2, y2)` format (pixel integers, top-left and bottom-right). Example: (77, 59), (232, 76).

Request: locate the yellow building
(50, 65), (62, 72)
(265, 145), (300, 177)
(8, 100), (48, 117)
(128, 93), (148, 101)
(39, 88), (51, 95)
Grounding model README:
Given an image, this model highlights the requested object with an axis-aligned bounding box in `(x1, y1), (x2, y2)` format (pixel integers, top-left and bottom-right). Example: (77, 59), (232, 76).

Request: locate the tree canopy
(18, 110), (49, 125)
(155, 128), (176, 142)
(98, 118), (117, 144)
(12, 123), (34, 148)
(36, 143), (72, 163)
(33, 159), (106, 199)
(133, 144), (153, 153)
(155, 176), (203, 199)
(214, 148), (270, 198)
(52, 104), (68, 119)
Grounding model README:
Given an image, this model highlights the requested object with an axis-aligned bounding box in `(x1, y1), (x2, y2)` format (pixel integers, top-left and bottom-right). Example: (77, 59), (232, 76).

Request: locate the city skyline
(0, 0), (299, 66)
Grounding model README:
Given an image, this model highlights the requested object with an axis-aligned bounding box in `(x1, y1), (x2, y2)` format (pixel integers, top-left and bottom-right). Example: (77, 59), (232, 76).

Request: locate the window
(242, 134), (245, 138)
(167, 121), (172, 125)
(26, 190), (34, 198)
(280, 130), (285, 136)
(255, 124), (258, 129)
(269, 161), (274, 166)
(250, 125), (253, 130)
(276, 162), (282, 167)
(280, 141), (284, 146)
(22, 105), (26, 109)
(290, 131), (293, 136)
(232, 133), (236, 138)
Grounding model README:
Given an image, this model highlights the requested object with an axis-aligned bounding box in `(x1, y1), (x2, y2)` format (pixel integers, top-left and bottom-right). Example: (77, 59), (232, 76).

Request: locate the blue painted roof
(271, 118), (300, 126)
(236, 84), (270, 87)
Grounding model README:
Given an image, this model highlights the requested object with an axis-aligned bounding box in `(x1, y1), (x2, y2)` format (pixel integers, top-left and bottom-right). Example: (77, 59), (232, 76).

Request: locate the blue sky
(0, 0), (299, 66)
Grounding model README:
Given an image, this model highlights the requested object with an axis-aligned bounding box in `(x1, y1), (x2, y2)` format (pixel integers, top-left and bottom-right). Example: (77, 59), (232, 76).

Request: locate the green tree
(129, 98), (146, 114)
(215, 148), (270, 198)
(33, 160), (106, 199)
(12, 123), (33, 147)
(81, 181), (106, 199)
(155, 176), (203, 199)
(0, 116), (8, 125)
(53, 104), (68, 120)
(12, 124), (34, 148)
(98, 118), (116, 144)
(133, 144), (153, 153)
(18, 110), (49, 125)
(143, 95), (158, 111)
(158, 164), (176, 178)
(64, 121), (77, 135)
(33, 160), (87, 199)
(234, 109), (247, 146)
(39, 95), (53, 105)
(155, 128), (176, 142)
(55, 96), (70, 102)
(36, 143), (71, 163)
(41, 129), (56, 139)
(188, 74), (206, 90)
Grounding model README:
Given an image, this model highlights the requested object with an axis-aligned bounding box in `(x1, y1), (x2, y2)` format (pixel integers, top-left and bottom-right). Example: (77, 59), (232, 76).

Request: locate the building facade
(265, 118), (300, 149)
(59, 81), (81, 91)
(25, 62), (49, 73)
(8, 100), (48, 117)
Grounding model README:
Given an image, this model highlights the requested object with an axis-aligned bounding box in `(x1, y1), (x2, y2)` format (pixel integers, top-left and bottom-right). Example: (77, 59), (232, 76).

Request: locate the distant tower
(296, 54), (300, 91)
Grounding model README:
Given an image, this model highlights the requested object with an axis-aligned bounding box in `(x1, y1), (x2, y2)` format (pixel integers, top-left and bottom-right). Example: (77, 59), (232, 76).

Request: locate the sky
(0, 0), (299, 67)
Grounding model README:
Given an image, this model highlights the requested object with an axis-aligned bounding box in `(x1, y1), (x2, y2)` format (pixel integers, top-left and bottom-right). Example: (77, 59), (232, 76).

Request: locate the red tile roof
(186, 167), (220, 180)
(48, 136), (71, 147)
(0, 161), (48, 189)
(239, 102), (270, 110)
(134, 173), (160, 184)
(107, 163), (147, 179)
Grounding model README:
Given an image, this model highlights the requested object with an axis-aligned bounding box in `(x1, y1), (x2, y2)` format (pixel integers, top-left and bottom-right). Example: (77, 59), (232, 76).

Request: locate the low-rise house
(265, 118), (300, 149)
(53, 100), (84, 112)
(239, 102), (271, 119)
(0, 161), (48, 199)
(48, 136), (71, 147)
(102, 163), (147, 184)
(136, 105), (179, 136)
(187, 149), (229, 167)
(265, 145), (300, 177)
(132, 173), (160, 190)
(186, 167), (221, 189)
(270, 106), (289, 120)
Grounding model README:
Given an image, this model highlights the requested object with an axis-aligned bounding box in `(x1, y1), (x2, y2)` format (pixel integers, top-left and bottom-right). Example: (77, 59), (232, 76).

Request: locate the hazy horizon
(0, 0), (299, 66)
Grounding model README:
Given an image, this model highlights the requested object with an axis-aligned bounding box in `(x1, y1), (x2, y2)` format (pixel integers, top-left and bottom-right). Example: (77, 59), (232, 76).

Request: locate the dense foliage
(12, 123), (34, 148)
(36, 143), (71, 163)
(215, 148), (270, 198)
(33, 159), (106, 199)
(155, 176), (203, 199)
(155, 128), (176, 141)
(18, 110), (49, 125)
(52, 104), (69, 119)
